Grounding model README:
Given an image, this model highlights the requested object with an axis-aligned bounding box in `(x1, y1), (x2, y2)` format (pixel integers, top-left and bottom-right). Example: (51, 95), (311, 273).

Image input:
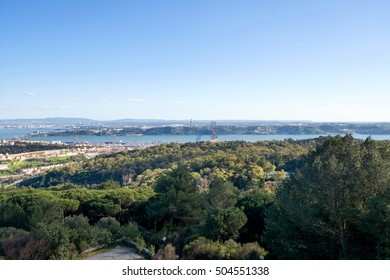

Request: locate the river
(1, 128), (390, 144)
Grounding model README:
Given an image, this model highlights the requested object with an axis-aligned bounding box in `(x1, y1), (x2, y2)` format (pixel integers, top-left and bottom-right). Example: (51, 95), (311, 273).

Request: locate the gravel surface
(85, 245), (143, 260)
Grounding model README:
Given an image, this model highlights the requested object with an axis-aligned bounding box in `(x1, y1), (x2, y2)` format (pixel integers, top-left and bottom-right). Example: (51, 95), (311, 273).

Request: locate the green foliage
(65, 215), (94, 251)
(146, 168), (204, 229)
(183, 237), (226, 260)
(9, 136), (390, 259)
(0, 227), (29, 243)
(0, 139), (311, 259)
(237, 188), (275, 242)
(0, 202), (26, 229)
(0, 186), (154, 259)
(121, 221), (142, 242)
(134, 236), (146, 252)
(1, 231), (50, 260)
(64, 214), (90, 229)
(19, 140), (310, 189)
(183, 237), (266, 260)
(96, 217), (121, 239)
(233, 242), (267, 260)
(32, 222), (73, 259)
(97, 180), (121, 190)
(205, 207), (247, 241)
(26, 199), (63, 229)
(264, 135), (390, 259)
(81, 198), (121, 221)
(154, 243), (177, 260)
(205, 180), (238, 211)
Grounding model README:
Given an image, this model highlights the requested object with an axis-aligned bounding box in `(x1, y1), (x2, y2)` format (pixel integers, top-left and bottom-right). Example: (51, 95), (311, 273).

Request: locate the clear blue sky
(1, 0), (389, 121)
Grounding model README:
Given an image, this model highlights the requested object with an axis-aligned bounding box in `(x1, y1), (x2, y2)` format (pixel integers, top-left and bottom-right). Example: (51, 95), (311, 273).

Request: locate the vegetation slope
(1, 136), (390, 259)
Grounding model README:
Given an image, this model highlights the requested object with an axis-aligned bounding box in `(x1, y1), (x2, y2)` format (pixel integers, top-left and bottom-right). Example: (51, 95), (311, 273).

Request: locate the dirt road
(85, 245), (143, 260)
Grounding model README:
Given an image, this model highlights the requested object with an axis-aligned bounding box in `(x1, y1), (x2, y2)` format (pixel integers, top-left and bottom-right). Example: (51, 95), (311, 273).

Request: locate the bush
(183, 237), (267, 260)
(96, 217), (121, 239)
(1, 232), (50, 260)
(183, 237), (226, 260)
(121, 222), (142, 242)
(154, 243), (177, 260)
(32, 222), (72, 259)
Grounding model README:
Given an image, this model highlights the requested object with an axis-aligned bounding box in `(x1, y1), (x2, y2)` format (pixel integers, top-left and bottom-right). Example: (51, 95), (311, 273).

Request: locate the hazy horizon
(1, 0), (389, 121)
(2, 116), (390, 125)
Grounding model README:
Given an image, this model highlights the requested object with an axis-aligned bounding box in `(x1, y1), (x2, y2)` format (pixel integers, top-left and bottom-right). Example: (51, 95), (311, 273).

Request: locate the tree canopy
(264, 135), (390, 259)
(3, 136), (390, 259)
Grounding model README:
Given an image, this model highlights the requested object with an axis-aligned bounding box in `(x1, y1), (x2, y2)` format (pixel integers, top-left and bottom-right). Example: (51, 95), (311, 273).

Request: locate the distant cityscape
(2, 118), (390, 136)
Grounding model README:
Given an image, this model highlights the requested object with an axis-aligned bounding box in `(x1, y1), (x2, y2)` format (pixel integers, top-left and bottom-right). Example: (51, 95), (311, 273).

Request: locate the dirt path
(85, 245), (143, 260)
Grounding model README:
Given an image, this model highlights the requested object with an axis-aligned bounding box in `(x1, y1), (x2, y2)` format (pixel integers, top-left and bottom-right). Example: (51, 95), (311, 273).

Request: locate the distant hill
(0, 118), (97, 125)
(0, 118), (195, 126)
(1, 118), (390, 135)
(0, 117), (312, 127)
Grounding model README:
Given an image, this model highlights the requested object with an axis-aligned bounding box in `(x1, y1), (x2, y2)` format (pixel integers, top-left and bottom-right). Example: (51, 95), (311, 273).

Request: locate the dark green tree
(205, 207), (247, 241)
(0, 202), (26, 229)
(96, 217), (121, 239)
(237, 188), (275, 242)
(205, 179), (238, 211)
(26, 199), (63, 229)
(32, 222), (72, 259)
(146, 168), (204, 230)
(264, 135), (390, 259)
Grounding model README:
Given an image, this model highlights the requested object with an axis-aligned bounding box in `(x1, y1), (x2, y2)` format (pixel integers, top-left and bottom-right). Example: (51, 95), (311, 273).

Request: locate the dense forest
(19, 140), (310, 189)
(1, 136), (390, 259)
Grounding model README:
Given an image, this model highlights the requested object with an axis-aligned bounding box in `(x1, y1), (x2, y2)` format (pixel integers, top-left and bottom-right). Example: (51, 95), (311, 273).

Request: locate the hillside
(1, 136), (390, 259)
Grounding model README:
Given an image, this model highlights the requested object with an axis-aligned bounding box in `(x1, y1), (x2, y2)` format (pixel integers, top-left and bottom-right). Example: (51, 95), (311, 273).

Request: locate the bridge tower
(210, 121), (218, 141)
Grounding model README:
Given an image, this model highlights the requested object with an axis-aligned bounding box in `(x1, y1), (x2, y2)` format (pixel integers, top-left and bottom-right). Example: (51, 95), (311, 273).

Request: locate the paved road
(85, 245), (143, 260)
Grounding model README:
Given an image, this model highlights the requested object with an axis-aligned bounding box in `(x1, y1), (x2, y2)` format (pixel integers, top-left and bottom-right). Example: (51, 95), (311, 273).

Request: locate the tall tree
(146, 168), (204, 230)
(264, 135), (390, 259)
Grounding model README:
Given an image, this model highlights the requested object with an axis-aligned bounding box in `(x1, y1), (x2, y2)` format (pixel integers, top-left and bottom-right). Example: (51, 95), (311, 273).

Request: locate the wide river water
(1, 128), (390, 144)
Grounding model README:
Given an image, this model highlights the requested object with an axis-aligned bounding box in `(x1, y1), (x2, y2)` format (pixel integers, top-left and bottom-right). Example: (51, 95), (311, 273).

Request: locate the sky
(1, 0), (389, 121)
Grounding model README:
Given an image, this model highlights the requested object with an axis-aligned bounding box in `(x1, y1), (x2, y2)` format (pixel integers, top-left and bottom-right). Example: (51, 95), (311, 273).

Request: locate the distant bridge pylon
(210, 121), (218, 142)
